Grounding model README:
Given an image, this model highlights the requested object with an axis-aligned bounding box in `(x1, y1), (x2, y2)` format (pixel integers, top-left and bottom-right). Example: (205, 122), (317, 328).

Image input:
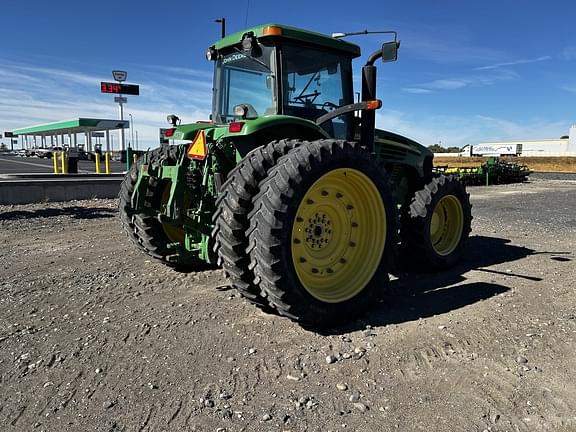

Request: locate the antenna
(244, 0), (250, 27)
(332, 30), (398, 40)
(215, 18), (226, 38)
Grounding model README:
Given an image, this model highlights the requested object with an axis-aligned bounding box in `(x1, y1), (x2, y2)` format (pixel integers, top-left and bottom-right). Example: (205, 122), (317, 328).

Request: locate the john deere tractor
(119, 24), (472, 327)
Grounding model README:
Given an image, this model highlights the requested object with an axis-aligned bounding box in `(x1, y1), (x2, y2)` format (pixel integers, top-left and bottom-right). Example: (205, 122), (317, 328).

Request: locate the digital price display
(100, 82), (140, 95)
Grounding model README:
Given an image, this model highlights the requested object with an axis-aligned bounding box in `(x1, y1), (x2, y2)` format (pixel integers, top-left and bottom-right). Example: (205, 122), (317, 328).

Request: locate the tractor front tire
(400, 175), (472, 270)
(248, 140), (396, 327)
(118, 148), (202, 269)
(212, 139), (302, 308)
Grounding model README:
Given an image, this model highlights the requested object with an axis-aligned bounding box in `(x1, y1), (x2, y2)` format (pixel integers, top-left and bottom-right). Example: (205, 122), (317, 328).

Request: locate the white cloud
(473, 55), (551, 71)
(427, 79), (469, 90)
(404, 70), (516, 94)
(402, 87), (433, 94)
(403, 36), (503, 64)
(0, 60), (212, 149)
(11, 64), (103, 86)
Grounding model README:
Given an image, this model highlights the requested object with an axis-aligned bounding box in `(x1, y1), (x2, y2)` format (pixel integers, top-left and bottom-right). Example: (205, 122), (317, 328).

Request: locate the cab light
(228, 122), (244, 133)
(164, 128), (176, 137)
(366, 100), (382, 110)
(187, 130), (207, 160)
(262, 26), (283, 36)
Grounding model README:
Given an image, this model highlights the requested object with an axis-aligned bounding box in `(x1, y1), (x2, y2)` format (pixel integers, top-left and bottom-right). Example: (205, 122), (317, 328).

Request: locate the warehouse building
(458, 125), (576, 157)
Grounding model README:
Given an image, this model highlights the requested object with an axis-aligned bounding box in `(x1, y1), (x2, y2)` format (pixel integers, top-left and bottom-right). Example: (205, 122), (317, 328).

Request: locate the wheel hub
(306, 213), (332, 249)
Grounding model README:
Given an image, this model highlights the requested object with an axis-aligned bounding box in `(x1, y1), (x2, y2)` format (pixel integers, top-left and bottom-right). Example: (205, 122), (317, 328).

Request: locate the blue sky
(1, 0), (575, 149)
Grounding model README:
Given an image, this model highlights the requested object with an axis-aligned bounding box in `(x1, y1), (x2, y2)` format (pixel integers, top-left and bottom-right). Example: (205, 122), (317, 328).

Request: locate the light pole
(112, 70), (128, 151)
(129, 113), (135, 149)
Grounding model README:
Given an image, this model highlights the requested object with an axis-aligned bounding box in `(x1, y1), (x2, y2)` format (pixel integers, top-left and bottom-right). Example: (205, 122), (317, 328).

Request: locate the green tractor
(119, 24), (472, 327)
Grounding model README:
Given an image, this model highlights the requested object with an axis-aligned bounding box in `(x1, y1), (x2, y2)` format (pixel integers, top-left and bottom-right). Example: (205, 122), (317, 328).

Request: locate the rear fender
(215, 115), (329, 157)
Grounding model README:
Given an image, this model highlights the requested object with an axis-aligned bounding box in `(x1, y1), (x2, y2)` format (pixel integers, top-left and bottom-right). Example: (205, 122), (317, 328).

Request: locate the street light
(128, 114), (135, 149)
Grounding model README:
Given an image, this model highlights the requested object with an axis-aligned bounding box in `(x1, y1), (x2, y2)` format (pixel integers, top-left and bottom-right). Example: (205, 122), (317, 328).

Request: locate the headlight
(206, 47), (218, 61)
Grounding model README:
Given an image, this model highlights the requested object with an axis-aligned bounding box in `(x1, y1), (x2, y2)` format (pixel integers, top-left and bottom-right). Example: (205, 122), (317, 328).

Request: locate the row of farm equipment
(435, 157), (531, 186)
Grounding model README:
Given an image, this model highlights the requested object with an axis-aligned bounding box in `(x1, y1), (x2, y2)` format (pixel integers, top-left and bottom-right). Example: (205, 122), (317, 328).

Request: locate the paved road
(0, 154), (126, 175)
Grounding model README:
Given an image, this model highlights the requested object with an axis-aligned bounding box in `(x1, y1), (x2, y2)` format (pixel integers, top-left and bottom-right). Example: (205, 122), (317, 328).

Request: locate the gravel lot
(0, 175), (575, 432)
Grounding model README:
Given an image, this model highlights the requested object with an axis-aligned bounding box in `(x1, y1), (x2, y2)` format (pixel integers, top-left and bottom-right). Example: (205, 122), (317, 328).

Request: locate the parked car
(36, 146), (63, 158)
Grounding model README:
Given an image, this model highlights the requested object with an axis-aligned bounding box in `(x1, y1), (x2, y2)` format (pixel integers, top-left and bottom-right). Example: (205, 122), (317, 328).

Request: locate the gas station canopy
(13, 118), (128, 136)
(12, 118), (129, 152)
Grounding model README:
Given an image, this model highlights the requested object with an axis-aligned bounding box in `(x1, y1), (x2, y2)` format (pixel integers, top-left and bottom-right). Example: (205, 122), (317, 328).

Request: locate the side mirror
(382, 41), (399, 62)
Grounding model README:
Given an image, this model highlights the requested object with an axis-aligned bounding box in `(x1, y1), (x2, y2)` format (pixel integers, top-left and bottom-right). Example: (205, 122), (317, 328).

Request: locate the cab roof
(213, 23), (361, 58)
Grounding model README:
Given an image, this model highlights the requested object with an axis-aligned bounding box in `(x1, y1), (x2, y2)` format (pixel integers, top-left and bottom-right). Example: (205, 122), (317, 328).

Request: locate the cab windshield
(281, 43), (353, 139)
(213, 44), (277, 123)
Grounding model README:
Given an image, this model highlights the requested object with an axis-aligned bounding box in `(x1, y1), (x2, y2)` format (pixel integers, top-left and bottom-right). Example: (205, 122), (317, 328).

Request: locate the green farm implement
(437, 157), (531, 186)
(119, 24), (472, 327)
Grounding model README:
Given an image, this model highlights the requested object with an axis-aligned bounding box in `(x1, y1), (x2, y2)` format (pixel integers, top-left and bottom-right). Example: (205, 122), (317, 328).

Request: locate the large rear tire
(248, 140), (396, 327)
(212, 139), (302, 307)
(400, 175), (472, 270)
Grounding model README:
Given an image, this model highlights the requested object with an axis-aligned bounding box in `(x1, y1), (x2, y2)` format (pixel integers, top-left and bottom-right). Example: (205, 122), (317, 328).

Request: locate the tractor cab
(209, 24), (360, 139)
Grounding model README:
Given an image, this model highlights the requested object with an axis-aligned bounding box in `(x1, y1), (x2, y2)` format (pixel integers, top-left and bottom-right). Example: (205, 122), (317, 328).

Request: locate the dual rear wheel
(214, 139), (397, 327)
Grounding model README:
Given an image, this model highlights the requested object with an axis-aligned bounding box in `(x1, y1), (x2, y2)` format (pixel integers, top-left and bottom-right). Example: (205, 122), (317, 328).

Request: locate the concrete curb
(0, 176), (124, 205)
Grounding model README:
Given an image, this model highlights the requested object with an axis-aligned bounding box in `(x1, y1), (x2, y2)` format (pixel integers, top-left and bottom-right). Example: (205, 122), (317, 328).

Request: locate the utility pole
(129, 113), (135, 149)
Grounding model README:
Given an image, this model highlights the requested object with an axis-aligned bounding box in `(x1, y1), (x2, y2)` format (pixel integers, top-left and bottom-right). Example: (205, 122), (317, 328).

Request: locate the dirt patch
(0, 181), (575, 431)
(434, 156), (576, 173)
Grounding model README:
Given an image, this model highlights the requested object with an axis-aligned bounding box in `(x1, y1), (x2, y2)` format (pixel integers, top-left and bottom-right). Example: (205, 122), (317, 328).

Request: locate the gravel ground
(0, 175), (575, 432)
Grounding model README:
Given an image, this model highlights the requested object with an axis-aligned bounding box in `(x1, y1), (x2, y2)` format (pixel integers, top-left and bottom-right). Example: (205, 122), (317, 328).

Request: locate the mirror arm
(315, 101), (381, 126)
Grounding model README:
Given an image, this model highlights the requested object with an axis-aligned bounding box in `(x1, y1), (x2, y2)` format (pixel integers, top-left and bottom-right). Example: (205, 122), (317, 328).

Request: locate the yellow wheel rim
(161, 184), (186, 244)
(430, 195), (464, 256)
(291, 168), (387, 303)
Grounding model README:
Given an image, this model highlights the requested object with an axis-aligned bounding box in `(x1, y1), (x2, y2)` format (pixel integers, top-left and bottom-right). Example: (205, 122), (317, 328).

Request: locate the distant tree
(446, 146), (462, 153)
(560, 135), (569, 139)
(427, 144), (462, 153)
(428, 144), (447, 153)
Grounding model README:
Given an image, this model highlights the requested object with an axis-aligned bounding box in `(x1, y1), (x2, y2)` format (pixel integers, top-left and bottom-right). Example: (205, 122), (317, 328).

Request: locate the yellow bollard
(53, 152), (60, 174)
(95, 153), (101, 174)
(105, 152), (110, 174)
(61, 151), (68, 174)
